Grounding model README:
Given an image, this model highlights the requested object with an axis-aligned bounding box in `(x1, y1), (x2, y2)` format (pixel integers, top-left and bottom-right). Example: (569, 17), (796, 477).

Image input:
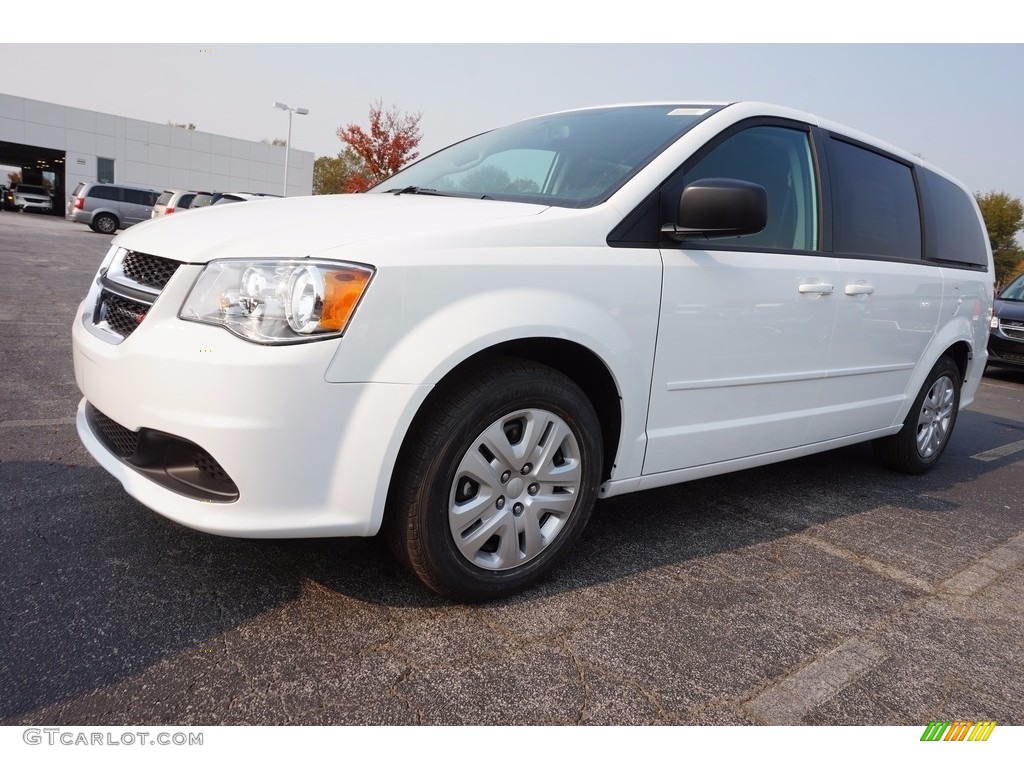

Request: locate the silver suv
(67, 182), (160, 234)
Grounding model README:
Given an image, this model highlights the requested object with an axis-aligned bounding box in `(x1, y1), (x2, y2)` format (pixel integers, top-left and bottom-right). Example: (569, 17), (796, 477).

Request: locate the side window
(88, 186), (118, 201)
(918, 168), (989, 268)
(828, 138), (921, 260)
(124, 189), (155, 206)
(680, 125), (819, 251)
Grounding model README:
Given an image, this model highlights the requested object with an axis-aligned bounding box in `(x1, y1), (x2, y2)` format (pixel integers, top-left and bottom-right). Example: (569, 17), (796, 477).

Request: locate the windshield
(999, 272), (1024, 301)
(371, 105), (719, 208)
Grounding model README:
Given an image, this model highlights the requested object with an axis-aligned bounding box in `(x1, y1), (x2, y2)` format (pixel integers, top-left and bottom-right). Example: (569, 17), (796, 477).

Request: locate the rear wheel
(91, 213), (118, 234)
(386, 359), (602, 601)
(874, 355), (961, 474)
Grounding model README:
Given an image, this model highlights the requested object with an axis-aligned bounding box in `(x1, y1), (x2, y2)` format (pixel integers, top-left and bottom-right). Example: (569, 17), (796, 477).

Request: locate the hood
(114, 194), (549, 264)
(994, 297), (1024, 321)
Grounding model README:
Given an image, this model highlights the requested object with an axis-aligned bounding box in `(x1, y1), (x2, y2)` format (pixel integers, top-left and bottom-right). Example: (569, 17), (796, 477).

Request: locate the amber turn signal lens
(320, 268), (373, 331)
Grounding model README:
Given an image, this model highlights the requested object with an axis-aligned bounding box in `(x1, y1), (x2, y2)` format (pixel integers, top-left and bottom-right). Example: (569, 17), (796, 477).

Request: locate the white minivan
(72, 102), (993, 600)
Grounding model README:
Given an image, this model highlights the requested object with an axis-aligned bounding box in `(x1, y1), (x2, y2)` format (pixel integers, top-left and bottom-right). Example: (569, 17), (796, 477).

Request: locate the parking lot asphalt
(1, 211), (1022, 726)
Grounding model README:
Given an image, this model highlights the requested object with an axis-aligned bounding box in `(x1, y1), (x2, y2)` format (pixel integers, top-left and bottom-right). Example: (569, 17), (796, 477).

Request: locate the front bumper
(73, 280), (429, 538)
(987, 332), (1024, 369)
(18, 200), (52, 212)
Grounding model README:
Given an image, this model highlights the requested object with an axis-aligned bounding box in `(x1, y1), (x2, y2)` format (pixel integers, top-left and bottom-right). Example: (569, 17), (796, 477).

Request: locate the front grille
(100, 292), (149, 338)
(121, 251), (180, 291)
(1001, 319), (1024, 341)
(89, 406), (140, 458)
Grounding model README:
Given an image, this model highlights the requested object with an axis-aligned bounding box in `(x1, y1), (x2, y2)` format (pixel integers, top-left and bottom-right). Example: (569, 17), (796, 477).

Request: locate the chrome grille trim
(88, 250), (184, 342)
(1000, 319), (1024, 340)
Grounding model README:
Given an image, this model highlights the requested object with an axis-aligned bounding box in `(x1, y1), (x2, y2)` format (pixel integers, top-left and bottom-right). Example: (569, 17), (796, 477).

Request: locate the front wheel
(874, 355), (961, 474)
(386, 359), (602, 601)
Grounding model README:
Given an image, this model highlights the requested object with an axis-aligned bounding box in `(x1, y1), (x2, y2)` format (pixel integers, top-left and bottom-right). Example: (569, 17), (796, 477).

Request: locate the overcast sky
(3, 10), (1023, 202)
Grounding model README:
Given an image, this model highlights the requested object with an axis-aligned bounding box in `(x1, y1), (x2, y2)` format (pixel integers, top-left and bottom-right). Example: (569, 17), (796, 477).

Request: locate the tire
(386, 358), (602, 602)
(873, 355), (961, 474)
(91, 213), (118, 234)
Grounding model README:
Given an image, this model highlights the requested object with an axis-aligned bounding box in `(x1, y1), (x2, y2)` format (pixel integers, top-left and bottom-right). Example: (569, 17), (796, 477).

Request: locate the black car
(988, 272), (1024, 370)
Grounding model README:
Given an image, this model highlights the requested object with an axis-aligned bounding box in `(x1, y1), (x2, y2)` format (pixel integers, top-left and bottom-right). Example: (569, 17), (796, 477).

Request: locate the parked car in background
(67, 182), (160, 233)
(211, 192), (281, 205)
(190, 192), (281, 209)
(988, 272), (1024, 370)
(10, 184), (53, 213)
(0, 185), (9, 211)
(72, 102), (993, 601)
(151, 189), (201, 219)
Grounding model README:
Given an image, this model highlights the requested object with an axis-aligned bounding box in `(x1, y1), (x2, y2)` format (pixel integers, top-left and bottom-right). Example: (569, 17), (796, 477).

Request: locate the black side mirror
(662, 178), (767, 241)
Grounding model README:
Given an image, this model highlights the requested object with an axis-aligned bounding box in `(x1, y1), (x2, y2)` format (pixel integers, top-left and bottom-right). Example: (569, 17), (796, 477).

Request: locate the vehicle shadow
(1, 406), (1021, 722)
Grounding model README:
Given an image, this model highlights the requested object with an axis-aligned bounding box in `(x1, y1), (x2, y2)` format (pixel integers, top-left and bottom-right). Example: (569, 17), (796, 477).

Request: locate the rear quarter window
(919, 168), (989, 268)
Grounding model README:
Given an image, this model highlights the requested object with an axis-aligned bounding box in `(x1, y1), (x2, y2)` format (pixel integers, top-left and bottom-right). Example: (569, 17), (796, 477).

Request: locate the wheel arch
(895, 312), (982, 425)
(407, 338), (623, 484)
(91, 210), (120, 232)
(943, 339), (970, 381)
(377, 338), (623, 540)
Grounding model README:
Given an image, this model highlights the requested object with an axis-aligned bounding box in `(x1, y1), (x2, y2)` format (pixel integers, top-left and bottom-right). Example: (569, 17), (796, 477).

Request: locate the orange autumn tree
(337, 100), (422, 193)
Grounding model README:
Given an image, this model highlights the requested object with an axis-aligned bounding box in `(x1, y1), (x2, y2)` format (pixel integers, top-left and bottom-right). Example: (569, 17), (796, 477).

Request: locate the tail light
(74, 197), (84, 210)
(165, 207), (175, 215)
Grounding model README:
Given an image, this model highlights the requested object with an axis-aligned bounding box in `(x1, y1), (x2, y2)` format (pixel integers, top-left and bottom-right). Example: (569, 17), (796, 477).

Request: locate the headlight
(179, 259), (373, 344)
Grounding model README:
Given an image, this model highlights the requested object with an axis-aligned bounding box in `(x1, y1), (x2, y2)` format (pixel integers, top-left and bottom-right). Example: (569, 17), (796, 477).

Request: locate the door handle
(798, 283), (834, 295)
(844, 283), (875, 296)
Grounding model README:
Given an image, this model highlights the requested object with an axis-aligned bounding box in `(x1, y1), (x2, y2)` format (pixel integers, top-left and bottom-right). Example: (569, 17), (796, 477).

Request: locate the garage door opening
(0, 141), (67, 216)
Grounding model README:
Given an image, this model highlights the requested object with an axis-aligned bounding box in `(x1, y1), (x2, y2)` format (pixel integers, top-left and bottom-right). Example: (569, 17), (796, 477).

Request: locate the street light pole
(273, 102), (309, 197)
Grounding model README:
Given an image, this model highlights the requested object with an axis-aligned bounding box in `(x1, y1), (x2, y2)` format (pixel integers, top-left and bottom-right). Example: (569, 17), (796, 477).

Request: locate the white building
(0, 93), (313, 213)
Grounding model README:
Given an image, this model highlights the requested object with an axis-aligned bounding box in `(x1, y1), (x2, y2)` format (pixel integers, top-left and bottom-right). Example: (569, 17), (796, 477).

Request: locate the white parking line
(939, 532), (1024, 597)
(743, 639), (886, 724)
(0, 418), (76, 428)
(971, 439), (1024, 462)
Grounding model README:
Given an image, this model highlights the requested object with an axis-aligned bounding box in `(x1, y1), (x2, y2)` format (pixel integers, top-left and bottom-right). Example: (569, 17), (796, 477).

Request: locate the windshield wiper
(383, 186), (490, 200)
(384, 186), (449, 196)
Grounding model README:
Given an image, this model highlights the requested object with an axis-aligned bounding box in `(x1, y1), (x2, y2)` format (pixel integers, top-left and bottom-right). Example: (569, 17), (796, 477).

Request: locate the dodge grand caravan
(67, 182), (160, 233)
(72, 102), (994, 600)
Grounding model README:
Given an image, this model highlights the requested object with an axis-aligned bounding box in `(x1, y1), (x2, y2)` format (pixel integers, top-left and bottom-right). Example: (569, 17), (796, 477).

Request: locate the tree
(313, 148), (368, 195)
(336, 100), (422, 192)
(262, 138), (288, 147)
(168, 121), (197, 130)
(975, 191), (1024, 287)
(7, 171), (21, 186)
